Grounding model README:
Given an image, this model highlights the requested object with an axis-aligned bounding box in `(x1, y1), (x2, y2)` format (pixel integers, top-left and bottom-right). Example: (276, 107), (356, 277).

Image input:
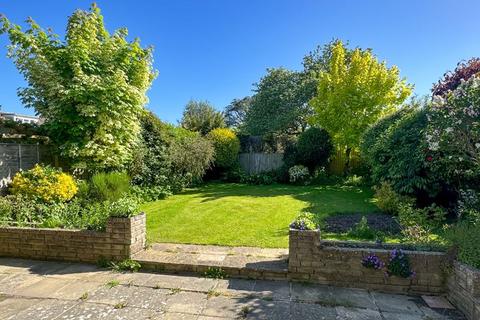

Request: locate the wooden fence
(238, 153), (284, 174)
(327, 149), (362, 175)
(0, 143), (54, 189)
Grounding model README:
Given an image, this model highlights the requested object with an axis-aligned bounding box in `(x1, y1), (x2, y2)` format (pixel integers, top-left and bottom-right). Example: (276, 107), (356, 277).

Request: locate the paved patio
(0, 258), (465, 319)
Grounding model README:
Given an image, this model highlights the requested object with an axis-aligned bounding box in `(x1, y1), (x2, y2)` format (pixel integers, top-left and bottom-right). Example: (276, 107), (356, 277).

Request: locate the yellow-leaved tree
(309, 41), (413, 173)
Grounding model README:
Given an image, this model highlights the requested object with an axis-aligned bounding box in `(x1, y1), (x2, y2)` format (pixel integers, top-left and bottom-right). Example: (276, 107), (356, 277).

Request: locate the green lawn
(142, 182), (377, 248)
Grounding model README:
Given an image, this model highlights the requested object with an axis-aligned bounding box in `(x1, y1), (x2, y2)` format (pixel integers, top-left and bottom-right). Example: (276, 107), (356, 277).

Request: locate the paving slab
(202, 295), (253, 318)
(14, 277), (75, 298)
(148, 273), (217, 292)
(336, 306), (383, 320)
(88, 283), (169, 311)
(252, 280), (290, 300)
(164, 291), (208, 314)
(13, 299), (79, 320)
(245, 299), (291, 319)
(0, 273), (44, 295)
(0, 297), (43, 320)
(372, 292), (423, 315)
(58, 302), (165, 319)
(291, 302), (337, 320)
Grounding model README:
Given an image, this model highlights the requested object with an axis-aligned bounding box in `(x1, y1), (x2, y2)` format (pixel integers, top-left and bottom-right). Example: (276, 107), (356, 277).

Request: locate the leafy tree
(224, 96), (251, 129)
(427, 76), (480, 191)
(131, 112), (214, 192)
(432, 58), (480, 97)
(180, 100), (225, 135)
(296, 127), (333, 172)
(310, 40), (412, 172)
(0, 5), (156, 170)
(243, 68), (312, 136)
(207, 128), (240, 169)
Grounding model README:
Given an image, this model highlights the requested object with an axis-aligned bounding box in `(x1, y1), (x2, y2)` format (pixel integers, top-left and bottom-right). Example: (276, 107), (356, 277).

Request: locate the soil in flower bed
(323, 213), (401, 235)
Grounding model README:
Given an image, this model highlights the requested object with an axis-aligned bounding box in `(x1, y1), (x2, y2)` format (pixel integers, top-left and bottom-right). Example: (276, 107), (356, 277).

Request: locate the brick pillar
(288, 229), (321, 280)
(106, 213), (146, 260)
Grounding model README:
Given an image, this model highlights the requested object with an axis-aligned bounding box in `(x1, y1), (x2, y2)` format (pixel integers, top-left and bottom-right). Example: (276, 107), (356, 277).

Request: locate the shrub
(457, 189), (480, 224)
(290, 212), (317, 230)
(207, 128), (240, 169)
(90, 172), (131, 202)
(347, 216), (376, 240)
(374, 182), (413, 215)
(168, 132), (214, 189)
(444, 221), (480, 269)
(343, 174), (365, 187)
(108, 197), (139, 218)
(288, 165), (310, 184)
(240, 172), (274, 185)
(296, 127), (333, 171)
(10, 165), (77, 203)
(130, 185), (171, 203)
(361, 105), (441, 200)
(427, 76), (480, 193)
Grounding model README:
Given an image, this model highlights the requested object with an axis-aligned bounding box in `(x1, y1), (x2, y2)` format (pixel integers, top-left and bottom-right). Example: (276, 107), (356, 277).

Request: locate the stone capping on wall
(288, 228), (448, 295)
(447, 260), (480, 320)
(0, 212), (146, 263)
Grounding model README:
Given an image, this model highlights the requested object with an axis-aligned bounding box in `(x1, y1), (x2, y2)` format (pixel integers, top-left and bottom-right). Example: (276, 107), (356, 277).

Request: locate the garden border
(0, 213), (146, 263)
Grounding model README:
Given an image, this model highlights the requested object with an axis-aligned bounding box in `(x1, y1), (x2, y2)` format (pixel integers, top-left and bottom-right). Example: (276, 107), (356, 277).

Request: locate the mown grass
(142, 182), (377, 248)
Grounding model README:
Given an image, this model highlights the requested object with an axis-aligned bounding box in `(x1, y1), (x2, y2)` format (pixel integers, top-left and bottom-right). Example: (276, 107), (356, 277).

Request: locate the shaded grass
(142, 182), (377, 248)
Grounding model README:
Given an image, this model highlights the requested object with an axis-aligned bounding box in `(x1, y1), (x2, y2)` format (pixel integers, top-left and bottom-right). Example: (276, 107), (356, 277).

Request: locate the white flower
(476, 143), (480, 149)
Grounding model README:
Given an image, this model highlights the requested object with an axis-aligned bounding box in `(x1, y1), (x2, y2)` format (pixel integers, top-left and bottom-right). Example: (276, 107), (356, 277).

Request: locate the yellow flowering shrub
(11, 164), (77, 203)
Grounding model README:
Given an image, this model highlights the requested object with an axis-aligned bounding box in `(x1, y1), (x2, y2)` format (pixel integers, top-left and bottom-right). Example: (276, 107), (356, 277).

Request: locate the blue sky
(1, 0), (479, 124)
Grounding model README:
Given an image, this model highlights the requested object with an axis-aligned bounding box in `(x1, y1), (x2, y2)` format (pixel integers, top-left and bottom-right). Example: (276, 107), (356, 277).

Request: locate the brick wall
(447, 261), (480, 320)
(288, 229), (447, 294)
(0, 213), (146, 263)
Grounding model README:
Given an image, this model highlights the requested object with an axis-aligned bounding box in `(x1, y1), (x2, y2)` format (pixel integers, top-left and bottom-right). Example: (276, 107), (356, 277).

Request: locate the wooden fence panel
(0, 143), (54, 189)
(238, 153), (284, 174)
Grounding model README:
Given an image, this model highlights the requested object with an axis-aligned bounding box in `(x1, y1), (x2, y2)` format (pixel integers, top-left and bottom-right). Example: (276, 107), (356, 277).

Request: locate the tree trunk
(344, 146), (352, 176)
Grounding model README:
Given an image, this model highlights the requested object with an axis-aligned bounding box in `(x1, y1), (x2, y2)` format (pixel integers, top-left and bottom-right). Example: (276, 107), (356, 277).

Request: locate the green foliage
(0, 195), (111, 230)
(110, 259), (141, 272)
(204, 267), (228, 279)
(131, 112), (214, 193)
(310, 40), (412, 155)
(347, 216), (376, 240)
(168, 132), (215, 187)
(240, 172), (275, 185)
(288, 165), (310, 185)
(89, 172), (131, 202)
(361, 105), (440, 197)
(295, 127), (333, 171)
(180, 100), (225, 135)
(398, 203), (446, 230)
(374, 182), (413, 215)
(108, 196), (139, 218)
(207, 128), (240, 169)
(130, 185), (171, 203)
(444, 221), (480, 269)
(289, 212), (317, 231)
(457, 189), (480, 225)
(342, 175), (366, 187)
(427, 77), (480, 191)
(1, 5), (156, 170)
(224, 96), (251, 129)
(243, 68), (312, 135)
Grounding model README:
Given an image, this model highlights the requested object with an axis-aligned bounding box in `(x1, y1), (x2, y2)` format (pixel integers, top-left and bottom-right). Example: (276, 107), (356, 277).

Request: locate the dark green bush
(206, 128), (240, 169)
(361, 107), (440, 199)
(240, 172), (275, 185)
(296, 127), (333, 172)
